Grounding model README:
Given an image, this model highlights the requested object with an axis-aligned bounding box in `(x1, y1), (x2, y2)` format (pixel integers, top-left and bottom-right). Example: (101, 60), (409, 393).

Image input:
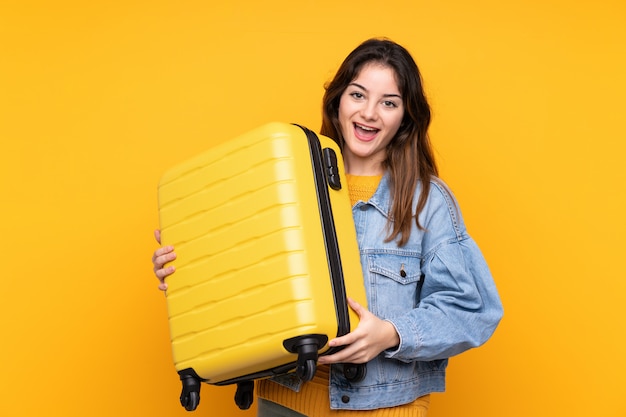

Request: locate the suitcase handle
(322, 147), (342, 190)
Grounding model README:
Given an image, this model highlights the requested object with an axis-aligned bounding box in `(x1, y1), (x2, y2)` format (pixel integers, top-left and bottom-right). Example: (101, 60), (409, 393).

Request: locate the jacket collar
(364, 171), (392, 218)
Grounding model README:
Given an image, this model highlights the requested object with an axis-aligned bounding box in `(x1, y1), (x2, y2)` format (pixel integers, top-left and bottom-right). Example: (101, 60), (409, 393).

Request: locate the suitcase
(158, 122), (367, 411)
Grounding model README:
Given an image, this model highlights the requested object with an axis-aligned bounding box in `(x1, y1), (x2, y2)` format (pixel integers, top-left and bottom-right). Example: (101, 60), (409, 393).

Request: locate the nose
(359, 101), (378, 121)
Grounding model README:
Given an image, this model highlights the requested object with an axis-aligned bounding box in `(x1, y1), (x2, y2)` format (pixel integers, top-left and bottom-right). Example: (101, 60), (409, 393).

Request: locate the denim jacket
(276, 174), (503, 410)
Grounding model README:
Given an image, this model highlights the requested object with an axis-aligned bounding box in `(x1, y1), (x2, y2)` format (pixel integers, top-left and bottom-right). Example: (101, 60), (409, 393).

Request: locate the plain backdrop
(1, 1), (625, 416)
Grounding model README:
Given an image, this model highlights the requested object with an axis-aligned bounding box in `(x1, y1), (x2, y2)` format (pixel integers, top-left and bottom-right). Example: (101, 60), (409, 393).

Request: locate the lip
(353, 122), (380, 141)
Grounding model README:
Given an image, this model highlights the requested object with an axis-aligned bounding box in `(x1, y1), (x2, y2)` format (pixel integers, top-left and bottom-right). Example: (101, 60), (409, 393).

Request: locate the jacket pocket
(366, 253), (423, 316)
(368, 253), (422, 285)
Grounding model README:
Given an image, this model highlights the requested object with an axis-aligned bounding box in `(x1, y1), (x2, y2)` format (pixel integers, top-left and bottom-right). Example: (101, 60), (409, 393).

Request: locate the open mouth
(354, 123), (380, 139)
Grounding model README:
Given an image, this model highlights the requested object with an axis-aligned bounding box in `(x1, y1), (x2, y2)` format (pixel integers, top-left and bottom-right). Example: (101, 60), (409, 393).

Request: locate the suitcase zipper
(296, 125), (366, 382)
(293, 124), (351, 341)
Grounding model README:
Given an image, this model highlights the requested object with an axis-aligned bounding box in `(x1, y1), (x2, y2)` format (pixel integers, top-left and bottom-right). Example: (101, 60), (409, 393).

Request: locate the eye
(349, 91), (365, 100)
(383, 100), (399, 108)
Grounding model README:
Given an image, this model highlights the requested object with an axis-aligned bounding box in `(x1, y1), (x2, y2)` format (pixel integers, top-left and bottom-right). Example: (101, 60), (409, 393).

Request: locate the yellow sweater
(256, 175), (430, 416)
(345, 174), (383, 206)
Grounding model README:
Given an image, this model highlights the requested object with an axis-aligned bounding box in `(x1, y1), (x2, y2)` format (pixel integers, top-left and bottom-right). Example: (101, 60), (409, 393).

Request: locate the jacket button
(341, 395), (350, 403)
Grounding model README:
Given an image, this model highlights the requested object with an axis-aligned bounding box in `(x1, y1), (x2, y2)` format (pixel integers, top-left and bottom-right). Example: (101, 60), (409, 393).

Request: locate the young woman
(152, 38), (503, 417)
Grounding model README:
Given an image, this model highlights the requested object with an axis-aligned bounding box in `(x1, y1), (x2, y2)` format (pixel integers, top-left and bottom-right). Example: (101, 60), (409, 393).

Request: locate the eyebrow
(348, 82), (402, 99)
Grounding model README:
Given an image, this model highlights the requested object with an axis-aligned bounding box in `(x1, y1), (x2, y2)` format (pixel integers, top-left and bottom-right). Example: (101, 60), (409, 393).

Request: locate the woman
(152, 38), (503, 416)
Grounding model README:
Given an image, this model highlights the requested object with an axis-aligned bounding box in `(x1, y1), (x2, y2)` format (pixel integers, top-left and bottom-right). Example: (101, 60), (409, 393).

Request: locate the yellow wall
(2, 1), (625, 416)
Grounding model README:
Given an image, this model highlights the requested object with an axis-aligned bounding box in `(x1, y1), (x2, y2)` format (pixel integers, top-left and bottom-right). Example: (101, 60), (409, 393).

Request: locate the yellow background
(1, 1), (624, 416)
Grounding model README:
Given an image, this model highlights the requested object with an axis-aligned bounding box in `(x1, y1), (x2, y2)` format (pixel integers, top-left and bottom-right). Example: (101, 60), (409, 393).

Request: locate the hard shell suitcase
(158, 122), (367, 411)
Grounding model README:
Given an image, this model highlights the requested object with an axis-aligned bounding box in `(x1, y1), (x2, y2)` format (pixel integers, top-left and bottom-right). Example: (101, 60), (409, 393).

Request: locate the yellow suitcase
(158, 122), (367, 411)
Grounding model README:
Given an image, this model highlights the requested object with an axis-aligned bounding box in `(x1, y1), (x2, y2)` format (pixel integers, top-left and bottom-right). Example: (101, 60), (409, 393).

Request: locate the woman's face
(338, 63), (405, 175)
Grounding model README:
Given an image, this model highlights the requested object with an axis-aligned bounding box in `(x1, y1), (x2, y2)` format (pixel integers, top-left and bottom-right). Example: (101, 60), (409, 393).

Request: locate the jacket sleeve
(384, 183), (503, 362)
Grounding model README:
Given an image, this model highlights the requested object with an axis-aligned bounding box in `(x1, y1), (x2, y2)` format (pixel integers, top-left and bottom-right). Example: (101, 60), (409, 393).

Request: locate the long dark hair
(321, 38), (438, 246)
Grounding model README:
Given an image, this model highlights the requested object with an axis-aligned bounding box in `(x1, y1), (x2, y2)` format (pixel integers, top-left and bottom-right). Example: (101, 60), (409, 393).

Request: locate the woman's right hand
(152, 229), (177, 291)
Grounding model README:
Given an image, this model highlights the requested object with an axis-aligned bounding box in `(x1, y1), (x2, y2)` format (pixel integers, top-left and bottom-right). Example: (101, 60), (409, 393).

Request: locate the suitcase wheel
(343, 363), (367, 382)
(234, 381), (255, 410)
(282, 334), (328, 382)
(297, 359), (317, 382)
(178, 369), (201, 411)
(181, 391), (199, 412)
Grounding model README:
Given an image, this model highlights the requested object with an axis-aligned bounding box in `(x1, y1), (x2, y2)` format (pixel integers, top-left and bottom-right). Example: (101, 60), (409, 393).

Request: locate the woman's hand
(317, 297), (400, 365)
(152, 229), (176, 291)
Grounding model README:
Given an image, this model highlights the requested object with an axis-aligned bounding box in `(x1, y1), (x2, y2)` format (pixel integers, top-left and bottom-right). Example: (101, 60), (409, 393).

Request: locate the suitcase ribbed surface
(158, 123), (367, 383)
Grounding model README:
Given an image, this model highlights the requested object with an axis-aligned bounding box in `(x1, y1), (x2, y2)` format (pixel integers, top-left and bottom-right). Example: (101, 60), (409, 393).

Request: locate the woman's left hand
(317, 297), (400, 365)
